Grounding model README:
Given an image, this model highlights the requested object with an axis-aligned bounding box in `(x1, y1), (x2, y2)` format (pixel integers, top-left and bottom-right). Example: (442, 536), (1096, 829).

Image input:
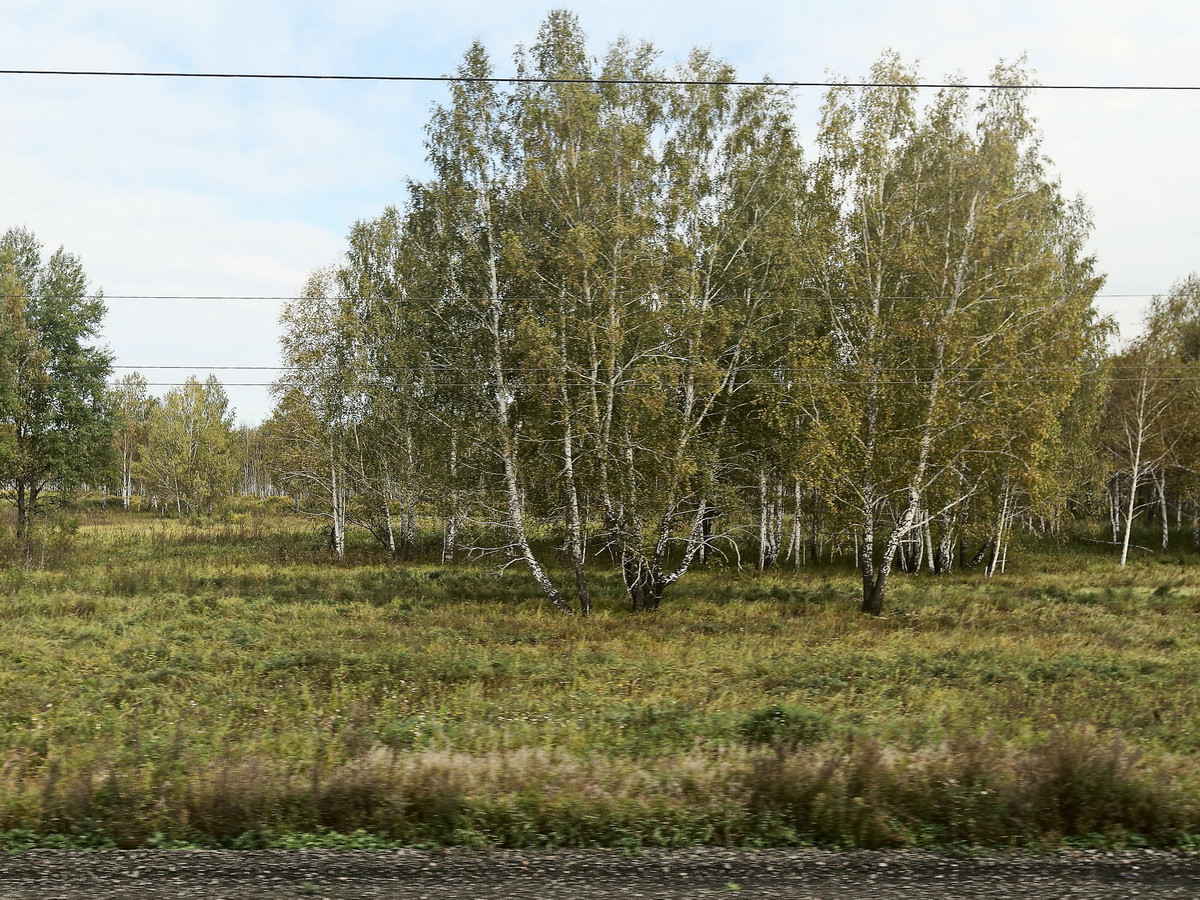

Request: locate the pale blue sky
(3, 0), (1198, 421)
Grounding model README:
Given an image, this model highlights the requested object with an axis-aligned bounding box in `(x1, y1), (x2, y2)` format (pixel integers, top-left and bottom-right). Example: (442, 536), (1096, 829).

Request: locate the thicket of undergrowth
(3, 732), (1198, 850)
(1, 508), (1199, 849)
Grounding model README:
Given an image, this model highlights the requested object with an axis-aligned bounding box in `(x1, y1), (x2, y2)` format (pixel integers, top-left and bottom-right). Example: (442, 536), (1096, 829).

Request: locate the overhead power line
(94, 376), (1200, 388)
(3, 69), (1200, 91)
(109, 364), (1194, 373)
(100, 293), (1159, 302)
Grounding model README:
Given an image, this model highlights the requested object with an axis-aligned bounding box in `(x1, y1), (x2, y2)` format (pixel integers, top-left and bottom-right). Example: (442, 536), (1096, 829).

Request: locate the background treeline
(6, 13), (1200, 616)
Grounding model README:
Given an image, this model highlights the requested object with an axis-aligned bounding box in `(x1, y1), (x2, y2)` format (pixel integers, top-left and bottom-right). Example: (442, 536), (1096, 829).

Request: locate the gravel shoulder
(2, 848), (1200, 899)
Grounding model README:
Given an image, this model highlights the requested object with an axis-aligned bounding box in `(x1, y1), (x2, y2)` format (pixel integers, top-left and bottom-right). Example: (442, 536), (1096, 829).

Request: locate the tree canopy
(0, 227), (112, 536)
(265, 14), (1108, 615)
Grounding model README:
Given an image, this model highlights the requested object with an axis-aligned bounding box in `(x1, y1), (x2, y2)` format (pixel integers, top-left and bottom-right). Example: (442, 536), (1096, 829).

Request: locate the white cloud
(3, 0), (1199, 419)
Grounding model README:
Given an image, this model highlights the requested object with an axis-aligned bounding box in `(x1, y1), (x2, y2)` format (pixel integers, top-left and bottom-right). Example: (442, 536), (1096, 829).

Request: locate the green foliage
(739, 704), (832, 748)
(0, 227), (113, 537)
(262, 18), (1114, 619)
(136, 376), (237, 516)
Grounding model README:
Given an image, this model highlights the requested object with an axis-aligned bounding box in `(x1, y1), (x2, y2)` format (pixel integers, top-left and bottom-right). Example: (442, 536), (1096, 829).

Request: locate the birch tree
(408, 38), (579, 611)
(1103, 276), (1200, 563)
(814, 57), (1103, 614)
(111, 372), (155, 511)
(270, 270), (367, 558)
(138, 376), (236, 517)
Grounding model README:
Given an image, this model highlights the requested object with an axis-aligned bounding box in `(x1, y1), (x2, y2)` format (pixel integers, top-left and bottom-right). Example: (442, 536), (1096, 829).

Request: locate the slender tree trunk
(402, 428), (416, 561)
(557, 307), (591, 615)
(923, 516), (935, 573)
(935, 524), (955, 574)
(698, 507), (716, 565)
(986, 482), (1012, 578)
(1158, 469), (1169, 551)
(330, 459), (346, 561)
(787, 480), (803, 572)
(810, 487), (821, 565)
(443, 428), (459, 565)
(15, 483), (28, 539)
(757, 469), (769, 570)
(561, 404), (591, 616)
(859, 489), (877, 613)
(1108, 474), (1121, 544)
(492, 350), (571, 613)
(911, 512), (925, 574)
(1192, 495), (1199, 553)
(1120, 453), (1142, 568)
(863, 492), (923, 616)
(122, 446), (133, 511)
(384, 499), (397, 560)
(480, 185), (572, 613)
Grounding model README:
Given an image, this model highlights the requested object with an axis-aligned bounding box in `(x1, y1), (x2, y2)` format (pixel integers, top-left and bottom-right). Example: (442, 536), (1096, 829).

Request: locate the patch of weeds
(379, 716), (431, 750)
(739, 704), (832, 748)
(604, 704), (708, 752)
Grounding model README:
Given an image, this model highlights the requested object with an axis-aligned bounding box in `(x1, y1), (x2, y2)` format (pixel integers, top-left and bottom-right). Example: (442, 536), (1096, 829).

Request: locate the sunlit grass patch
(0, 510), (1199, 847)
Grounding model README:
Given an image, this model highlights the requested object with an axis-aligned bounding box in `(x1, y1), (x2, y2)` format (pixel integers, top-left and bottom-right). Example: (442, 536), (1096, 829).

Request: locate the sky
(2, 0), (1198, 423)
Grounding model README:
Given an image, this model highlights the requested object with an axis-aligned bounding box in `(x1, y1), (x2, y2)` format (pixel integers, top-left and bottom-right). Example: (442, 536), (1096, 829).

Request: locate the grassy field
(1, 505), (1199, 850)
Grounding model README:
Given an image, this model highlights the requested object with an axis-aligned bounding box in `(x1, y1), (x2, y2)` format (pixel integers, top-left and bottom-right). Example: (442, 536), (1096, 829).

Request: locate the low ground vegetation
(1, 506), (1199, 850)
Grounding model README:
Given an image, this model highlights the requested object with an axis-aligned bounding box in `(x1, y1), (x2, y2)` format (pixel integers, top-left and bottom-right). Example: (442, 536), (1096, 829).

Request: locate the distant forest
(4, 12), (1200, 616)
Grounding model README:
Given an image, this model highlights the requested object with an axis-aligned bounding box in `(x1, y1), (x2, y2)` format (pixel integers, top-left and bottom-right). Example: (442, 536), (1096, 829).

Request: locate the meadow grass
(1, 506), (1199, 849)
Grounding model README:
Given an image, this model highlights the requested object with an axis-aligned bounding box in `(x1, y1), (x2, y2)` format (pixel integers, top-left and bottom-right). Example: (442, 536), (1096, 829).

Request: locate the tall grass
(1, 508), (1199, 848)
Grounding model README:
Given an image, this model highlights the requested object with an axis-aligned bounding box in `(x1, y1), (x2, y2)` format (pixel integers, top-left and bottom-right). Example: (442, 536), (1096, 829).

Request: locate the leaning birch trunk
(484, 296), (571, 611)
(863, 193), (976, 613)
(1120, 376), (1150, 568)
(985, 482), (1012, 578)
(911, 506), (925, 574)
(494, 396), (571, 612)
(1120, 444), (1143, 567)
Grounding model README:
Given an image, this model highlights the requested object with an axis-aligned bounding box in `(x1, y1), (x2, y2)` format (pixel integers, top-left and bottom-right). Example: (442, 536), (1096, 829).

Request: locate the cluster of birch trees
(261, 13), (1110, 615)
(8, 13), (1199, 618)
(1103, 276), (1200, 565)
(110, 373), (244, 516)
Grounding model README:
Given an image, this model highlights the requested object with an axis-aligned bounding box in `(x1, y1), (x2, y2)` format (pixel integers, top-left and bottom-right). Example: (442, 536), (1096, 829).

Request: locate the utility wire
(86, 376), (1200, 387)
(100, 293), (1159, 301)
(108, 364), (1196, 373)
(3, 69), (1200, 91)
